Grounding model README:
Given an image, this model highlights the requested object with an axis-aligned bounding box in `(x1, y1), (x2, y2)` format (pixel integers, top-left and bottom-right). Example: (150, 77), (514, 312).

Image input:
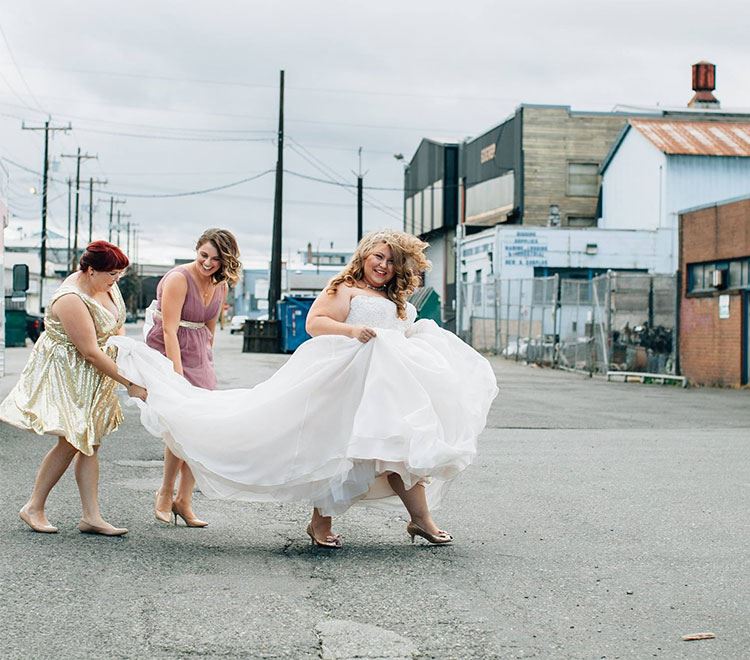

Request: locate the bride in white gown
(110, 230), (498, 548)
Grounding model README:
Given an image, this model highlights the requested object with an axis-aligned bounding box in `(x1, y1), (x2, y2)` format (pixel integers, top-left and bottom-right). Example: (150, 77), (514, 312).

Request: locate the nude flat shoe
(19, 509), (58, 534)
(78, 520), (128, 537)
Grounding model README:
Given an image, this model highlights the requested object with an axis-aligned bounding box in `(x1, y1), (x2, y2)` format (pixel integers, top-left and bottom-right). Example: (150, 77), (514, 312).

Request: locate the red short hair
(79, 240), (130, 272)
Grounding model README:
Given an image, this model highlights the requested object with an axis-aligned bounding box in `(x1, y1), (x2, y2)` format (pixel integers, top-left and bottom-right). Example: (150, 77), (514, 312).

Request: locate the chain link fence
(458, 272), (677, 375)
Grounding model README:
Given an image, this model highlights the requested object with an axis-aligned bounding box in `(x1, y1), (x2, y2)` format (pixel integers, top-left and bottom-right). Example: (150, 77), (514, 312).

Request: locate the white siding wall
(424, 233), (445, 296)
(601, 128), (666, 230)
(666, 155), (750, 222)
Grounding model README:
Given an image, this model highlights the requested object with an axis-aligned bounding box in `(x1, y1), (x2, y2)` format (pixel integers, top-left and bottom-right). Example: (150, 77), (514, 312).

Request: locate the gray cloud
(1, 0), (748, 264)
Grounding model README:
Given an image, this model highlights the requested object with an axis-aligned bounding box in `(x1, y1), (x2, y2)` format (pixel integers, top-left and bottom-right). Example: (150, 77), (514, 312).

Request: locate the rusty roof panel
(630, 119), (750, 156)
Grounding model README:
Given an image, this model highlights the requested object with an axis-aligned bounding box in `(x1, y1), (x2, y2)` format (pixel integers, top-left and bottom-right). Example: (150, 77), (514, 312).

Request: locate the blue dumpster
(277, 295), (316, 353)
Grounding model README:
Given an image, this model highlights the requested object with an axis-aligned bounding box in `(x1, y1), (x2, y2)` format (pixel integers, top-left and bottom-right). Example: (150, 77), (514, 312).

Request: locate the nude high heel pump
(171, 502), (208, 528)
(154, 491), (172, 524)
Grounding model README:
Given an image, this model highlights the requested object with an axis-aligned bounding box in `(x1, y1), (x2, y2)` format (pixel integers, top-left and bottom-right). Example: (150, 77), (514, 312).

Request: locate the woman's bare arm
(53, 294), (147, 400)
(205, 283), (226, 345)
(160, 272), (188, 375)
(306, 284), (376, 343)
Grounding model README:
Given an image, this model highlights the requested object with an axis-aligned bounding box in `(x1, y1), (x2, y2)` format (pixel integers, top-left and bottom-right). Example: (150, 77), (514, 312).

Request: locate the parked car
(25, 312), (45, 343)
(229, 315), (248, 334)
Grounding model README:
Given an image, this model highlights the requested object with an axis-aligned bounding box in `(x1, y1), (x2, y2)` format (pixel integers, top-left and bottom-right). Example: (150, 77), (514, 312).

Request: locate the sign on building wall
(718, 294), (730, 319)
(502, 230), (549, 267)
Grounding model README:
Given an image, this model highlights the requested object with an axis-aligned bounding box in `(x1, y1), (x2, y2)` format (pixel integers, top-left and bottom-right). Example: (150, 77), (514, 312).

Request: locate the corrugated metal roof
(630, 119), (750, 156)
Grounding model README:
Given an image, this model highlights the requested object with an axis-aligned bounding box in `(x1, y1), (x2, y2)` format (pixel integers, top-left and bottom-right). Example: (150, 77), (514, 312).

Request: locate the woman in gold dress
(0, 241), (147, 536)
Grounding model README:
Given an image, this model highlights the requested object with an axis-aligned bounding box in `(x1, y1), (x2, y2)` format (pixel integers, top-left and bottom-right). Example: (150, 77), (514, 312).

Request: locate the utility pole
(267, 69), (284, 323)
(126, 222), (138, 256)
(113, 210), (131, 247)
(66, 178), (72, 274)
(87, 177), (108, 243)
(103, 196), (126, 242)
(22, 119), (71, 311)
(61, 148), (97, 272)
(356, 146), (364, 243)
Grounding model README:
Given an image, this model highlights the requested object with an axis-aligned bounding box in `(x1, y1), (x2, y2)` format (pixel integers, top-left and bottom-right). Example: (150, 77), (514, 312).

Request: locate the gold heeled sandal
(171, 502), (208, 528)
(306, 523), (343, 549)
(154, 491), (173, 524)
(407, 521), (453, 545)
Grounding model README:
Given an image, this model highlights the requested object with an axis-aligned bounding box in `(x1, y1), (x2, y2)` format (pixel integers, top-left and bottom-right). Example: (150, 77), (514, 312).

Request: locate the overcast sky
(1, 1), (748, 265)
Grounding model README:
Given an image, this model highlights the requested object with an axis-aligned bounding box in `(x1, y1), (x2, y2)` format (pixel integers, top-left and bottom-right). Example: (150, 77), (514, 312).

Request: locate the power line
(0, 22), (46, 113)
(73, 127), (275, 142)
(104, 169), (276, 198)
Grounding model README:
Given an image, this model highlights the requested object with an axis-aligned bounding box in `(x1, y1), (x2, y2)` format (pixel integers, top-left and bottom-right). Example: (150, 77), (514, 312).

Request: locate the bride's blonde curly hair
(327, 230), (431, 319)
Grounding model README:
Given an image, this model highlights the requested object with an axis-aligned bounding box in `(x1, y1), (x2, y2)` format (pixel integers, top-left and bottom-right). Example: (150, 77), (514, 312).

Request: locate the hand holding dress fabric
(109, 295), (498, 516)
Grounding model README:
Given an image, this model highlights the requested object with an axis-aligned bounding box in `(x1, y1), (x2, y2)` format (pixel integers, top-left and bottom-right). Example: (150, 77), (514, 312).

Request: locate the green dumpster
(409, 287), (442, 325)
(4, 308), (28, 347)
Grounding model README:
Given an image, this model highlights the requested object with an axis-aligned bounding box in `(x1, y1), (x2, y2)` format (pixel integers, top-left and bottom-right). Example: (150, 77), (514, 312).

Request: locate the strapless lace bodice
(345, 295), (416, 332)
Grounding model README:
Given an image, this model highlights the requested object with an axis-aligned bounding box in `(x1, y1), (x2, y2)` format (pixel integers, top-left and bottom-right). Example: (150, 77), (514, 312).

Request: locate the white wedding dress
(109, 295), (498, 516)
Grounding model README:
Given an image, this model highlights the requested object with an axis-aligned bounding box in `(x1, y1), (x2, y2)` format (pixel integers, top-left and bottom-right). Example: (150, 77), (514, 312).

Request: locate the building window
(567, 163), (599, 197)
(414, 191), (423, 235)
(687, 258), (750, 293)
(567, 216), (597, 228)
(472, 269), (483, 306)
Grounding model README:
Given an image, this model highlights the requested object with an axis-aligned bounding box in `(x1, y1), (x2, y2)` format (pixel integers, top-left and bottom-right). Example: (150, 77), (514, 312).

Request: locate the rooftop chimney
(688, 61), (720, 108)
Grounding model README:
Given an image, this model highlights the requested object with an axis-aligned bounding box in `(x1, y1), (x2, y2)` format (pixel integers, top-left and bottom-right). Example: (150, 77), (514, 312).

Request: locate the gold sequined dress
(0, 282), (126, 455)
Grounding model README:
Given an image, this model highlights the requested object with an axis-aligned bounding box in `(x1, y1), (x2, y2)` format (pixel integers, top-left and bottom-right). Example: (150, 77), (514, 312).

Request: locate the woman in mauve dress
(146, 228), (241, 527)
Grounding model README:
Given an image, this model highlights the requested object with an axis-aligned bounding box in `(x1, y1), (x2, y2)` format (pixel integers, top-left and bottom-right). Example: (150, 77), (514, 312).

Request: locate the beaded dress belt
(153, 309), (206, 330)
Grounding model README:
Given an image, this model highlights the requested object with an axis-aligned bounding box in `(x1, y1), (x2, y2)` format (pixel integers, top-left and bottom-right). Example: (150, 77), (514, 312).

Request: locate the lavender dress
(146, 266), (224, 390)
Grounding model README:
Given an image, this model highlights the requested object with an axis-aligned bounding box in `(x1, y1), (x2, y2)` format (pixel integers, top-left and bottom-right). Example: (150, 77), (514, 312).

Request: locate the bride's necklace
(363, 281), (386, 292)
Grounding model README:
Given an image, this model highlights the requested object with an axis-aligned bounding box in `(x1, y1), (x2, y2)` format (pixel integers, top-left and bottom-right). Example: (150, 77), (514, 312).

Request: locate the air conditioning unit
(711, 269), (726, 289)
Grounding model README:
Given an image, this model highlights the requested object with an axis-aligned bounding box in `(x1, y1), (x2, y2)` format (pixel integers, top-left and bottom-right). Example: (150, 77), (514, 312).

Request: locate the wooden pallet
(606, 371), (687, 387)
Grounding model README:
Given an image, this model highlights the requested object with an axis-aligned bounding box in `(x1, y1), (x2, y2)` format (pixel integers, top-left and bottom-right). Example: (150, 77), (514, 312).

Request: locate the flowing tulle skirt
(109, 320), (498, 516)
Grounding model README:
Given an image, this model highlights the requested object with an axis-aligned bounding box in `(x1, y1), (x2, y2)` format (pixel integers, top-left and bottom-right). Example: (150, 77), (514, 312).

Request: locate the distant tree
(119, 271), (142, 314)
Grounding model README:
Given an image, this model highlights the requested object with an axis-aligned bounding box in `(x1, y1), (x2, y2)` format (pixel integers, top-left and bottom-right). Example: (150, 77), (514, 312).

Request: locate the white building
(460, 225), (674, 285)
(599, 118), (750, 271)
(0, 163), (7, 375)
(4, 219), (69, 313)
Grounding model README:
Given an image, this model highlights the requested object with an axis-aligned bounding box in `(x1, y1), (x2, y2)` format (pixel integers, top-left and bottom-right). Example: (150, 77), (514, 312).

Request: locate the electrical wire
(102, 169), (275, 199)
(74, 127), (276, 142)
(0, 22), (46, 113)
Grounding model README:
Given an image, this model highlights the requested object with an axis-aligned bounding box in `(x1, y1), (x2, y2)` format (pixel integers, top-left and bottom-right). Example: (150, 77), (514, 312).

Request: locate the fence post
(673, 272), (680, 375)
(516, 279), (523, 362)
(505, 278), (511, 360)
(552, 274), (560, 368)
(606, 271), (613, 372)
(526, 278), (534, 365)
(494, 278), (500, 355)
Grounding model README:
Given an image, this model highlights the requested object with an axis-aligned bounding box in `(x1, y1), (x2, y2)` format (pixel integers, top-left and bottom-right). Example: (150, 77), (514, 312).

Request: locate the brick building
(678, 195), (750, 386)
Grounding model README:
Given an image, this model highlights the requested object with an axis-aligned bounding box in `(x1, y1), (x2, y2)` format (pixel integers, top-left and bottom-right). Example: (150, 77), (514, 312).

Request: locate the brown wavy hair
(195, 228), (242, 286)
(327, 230), (430, 319)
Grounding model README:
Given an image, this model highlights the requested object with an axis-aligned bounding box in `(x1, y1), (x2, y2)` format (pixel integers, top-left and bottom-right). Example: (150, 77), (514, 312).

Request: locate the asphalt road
(0, 327), (748, 659)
